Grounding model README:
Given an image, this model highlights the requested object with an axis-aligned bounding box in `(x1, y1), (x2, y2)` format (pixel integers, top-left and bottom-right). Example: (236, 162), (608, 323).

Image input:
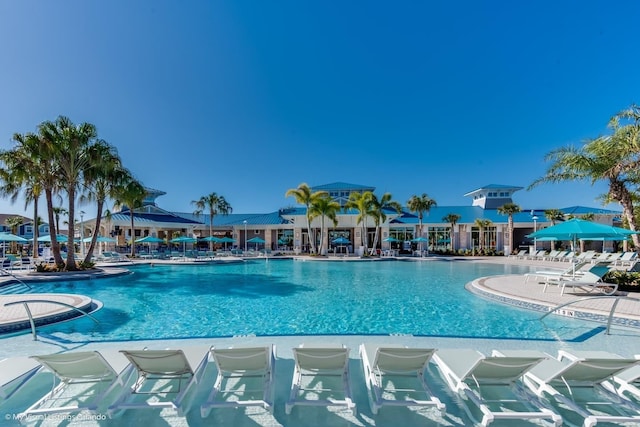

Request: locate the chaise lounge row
(4, 345), (640, 426)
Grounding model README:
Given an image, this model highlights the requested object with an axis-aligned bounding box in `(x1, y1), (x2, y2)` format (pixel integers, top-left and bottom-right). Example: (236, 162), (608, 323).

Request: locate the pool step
(0, 282), (32, 295)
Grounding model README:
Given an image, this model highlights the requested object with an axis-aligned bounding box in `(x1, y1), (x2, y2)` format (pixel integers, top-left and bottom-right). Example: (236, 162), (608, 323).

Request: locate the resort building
(76, 182), (622, 255)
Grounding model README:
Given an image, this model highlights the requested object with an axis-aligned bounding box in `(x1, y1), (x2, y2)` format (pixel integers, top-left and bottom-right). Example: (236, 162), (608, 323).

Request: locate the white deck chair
(524, 261), (589, 284)
(514, 350), (640, 427)
(432, 349), (561, 427)
(609, 356), (640, 404)
(108, 346), (211, 417)
(613, 251), (638, 268)
(0, 357), (43, 402)
(550, 265), (617, 296)
(359, 344), (445, 415)
(18, 350), (132, 418)
(285, 344), (355, 415)
(200, 345), (275, 417)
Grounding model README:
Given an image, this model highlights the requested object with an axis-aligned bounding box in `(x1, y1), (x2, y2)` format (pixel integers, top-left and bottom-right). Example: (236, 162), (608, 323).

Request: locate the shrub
(603, 270), (640, 293)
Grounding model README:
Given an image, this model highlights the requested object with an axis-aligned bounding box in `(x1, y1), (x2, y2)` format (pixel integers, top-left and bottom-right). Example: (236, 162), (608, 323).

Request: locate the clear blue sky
(1, 1), (638, 220)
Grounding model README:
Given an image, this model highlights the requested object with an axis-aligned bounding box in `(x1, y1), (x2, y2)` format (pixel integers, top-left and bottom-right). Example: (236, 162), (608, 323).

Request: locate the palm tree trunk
(45, 189), (64, 266)
(84, 200), (104, 263)
(65, 187), (77, 271)
(32, 196), (39, 258)
(130, 211), (136, 257)
(306, 214), (315, 254)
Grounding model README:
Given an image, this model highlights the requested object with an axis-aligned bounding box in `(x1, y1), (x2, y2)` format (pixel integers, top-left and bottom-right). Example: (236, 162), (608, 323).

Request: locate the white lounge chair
(513, 350), (640, 427)
(432, 348), (561, 427)
(359, 344), (445, 415)
(200, 345), (275, 417)
(285, 344), (355, 415)
(550, 265), (618, 296)
(609, 356), (640, 404)
(541, 250), (560, 261)
(18, 350), (132, 418)
(0, 356), (42, 402)
(509, 249), (527, 259)
(613, 251), (638, 268)
(541, 264), (613, 294)
(524, 261), (590, 284)
(108, 346), (210, 417)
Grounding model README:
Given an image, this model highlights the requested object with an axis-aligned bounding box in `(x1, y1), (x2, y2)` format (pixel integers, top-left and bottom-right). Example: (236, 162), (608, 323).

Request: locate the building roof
(311, 182), (375, 192)
(463, 184), (524, 196)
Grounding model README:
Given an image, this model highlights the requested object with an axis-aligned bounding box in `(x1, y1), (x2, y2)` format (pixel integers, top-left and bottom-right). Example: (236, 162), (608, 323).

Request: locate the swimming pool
(16, 259), (601, 343)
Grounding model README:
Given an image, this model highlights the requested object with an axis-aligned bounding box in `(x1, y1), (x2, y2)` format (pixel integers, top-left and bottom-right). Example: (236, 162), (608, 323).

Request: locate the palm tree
(369, 193), (402, 255)
(497, 202), (521, 255)
(442, 213), (461, 252)
(0, 132), (43, 256)
(474, 218), (493, 250)
(5, 216), (24, 254)
(113, 179), (146, 258)
(407, 194), (437, 240)
(192, 193), (233, 252)
(80, 141), (128, 262)
(530, 104), (640, 248)
(40, 116), (99, 270)
(309, 195), (340, 255)
(285, 183), (327, 254)
(52, 207), (68, 236)
(544, 209), (565, 225)
(346, 191), (375, 254)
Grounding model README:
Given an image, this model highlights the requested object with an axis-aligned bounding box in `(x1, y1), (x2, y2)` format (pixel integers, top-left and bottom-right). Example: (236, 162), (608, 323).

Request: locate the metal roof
(463, 184), (524, 196)
(311, 182), (375, 191)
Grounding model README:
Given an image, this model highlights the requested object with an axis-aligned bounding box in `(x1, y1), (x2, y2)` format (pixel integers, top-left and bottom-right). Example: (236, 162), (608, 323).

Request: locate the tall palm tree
(474, 218), (493, 250)
(40, 116), (99, 270)
(309, 195), (340, 255)
(52, 206), (68, 236)
(113, 179), (146, 258)
(5, 216), (24, 254)
(530, 104), (640, 248)
(442, 213), (461, 251)
(346, 191), (375, 254)
(369, 193), (402, 255)
(407, 194), (437, 240)
(0, 133), (42, 256)
(80, 141), (128, 262)
(192, 193), (233, 251)
(497, 202), (521, 255)
(285, 183), (327, 254)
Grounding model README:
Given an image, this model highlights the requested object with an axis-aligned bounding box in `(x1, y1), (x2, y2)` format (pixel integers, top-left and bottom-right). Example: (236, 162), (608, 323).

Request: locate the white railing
(3, 299), (99, 341)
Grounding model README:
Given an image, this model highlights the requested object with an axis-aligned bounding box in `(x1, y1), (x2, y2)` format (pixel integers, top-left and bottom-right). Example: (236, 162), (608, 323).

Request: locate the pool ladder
(3, 299), (99, 341)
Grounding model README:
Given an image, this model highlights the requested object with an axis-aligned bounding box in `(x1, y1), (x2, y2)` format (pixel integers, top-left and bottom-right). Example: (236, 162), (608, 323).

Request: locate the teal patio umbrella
(83, 236), (117, 243)
(170, 236), (197, 256)
(0, 233), (28, 255)
(412, 236), (429, 253)
(331, 237), (350, 253)
(135, 236), (164, 244)
(247, 236), (265, 250)
(37, 234), (68, 243)
(528, 218), (637, 251)
(201, 235), (222, 251)
(218, 236), (236, 250)
(0, 233), (28, 242)
(136, 236), (165, 254)
(383, 236), (399, 249)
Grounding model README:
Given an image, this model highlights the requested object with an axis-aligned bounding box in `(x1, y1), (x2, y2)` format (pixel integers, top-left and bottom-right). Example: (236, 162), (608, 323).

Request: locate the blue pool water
(26, 259), (595, 341)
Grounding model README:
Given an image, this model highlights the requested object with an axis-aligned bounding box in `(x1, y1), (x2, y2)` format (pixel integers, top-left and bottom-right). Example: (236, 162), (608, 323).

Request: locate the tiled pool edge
(468, 276), (640, 330)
